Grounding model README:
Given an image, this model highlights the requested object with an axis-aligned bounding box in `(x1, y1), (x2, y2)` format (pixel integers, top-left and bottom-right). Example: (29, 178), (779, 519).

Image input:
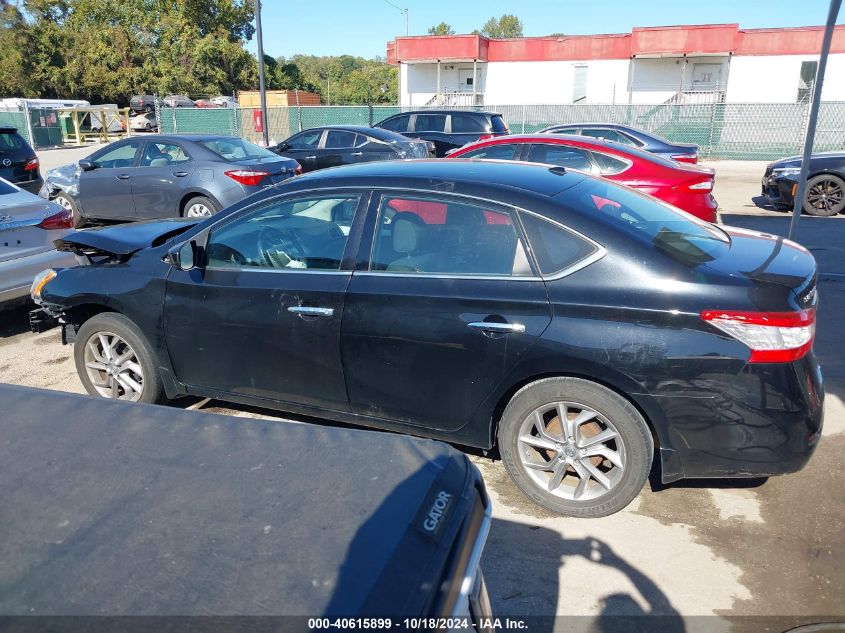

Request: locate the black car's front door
(341, 192), (552, 434)
(163, 191), (367, 411)
(77, 139), (142, 219)
(275, 129), (323, 172)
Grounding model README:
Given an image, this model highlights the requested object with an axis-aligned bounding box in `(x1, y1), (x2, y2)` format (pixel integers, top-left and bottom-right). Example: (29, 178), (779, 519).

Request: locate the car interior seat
(387, 212), (436, 272)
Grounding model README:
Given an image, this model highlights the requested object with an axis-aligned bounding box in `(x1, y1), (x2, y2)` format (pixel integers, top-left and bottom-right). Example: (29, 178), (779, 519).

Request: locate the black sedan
(762, 151), (845, 216)
(41, 134), (300, 226)
(31, 160), (823, 517)
(539, 123), (699, 164)
(270, 125), (434, 173)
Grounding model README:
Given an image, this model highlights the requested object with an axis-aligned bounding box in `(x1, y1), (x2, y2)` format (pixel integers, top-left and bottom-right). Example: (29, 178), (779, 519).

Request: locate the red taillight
(24, 158), (39, 172)
(671, 153), (698, 164)
(701, 309), (816, 363)
(225, 169), (269, 186)
(37, 208), (74, 230)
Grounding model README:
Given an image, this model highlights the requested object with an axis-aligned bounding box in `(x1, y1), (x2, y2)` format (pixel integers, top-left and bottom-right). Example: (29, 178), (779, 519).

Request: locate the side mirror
(167, 241), (197, 271)
(78, 159), (98, 171)
(275, 142), (290, 152)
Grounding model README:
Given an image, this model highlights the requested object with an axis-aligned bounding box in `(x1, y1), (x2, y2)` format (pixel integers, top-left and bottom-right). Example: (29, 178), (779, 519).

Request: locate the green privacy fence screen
(0, 111), (30, 144)
(157, 102), (845, 161)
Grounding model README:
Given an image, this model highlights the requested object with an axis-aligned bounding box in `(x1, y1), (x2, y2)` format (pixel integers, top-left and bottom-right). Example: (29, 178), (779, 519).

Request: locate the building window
(797, 61), (818, 103)
(573, 65), (588, 103)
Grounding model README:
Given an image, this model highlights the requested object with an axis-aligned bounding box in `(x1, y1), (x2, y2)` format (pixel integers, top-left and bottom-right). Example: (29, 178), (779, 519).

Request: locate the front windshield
(199, 138), (276, 161)
(561, 178), (729, 266)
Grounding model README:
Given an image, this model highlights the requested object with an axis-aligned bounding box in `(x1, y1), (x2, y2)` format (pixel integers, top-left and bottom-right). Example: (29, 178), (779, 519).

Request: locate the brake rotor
(545, 411), (603, 467)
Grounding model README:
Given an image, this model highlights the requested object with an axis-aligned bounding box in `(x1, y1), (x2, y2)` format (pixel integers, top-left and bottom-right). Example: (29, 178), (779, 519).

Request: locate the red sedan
(447, 134), (718, 222)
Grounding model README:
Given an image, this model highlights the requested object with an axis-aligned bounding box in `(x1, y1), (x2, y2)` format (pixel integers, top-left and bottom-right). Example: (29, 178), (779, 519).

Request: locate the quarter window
(371, 196), (532, 277)
(93, 141), (141, 168)
(206, 195), (360, 271)
(519, 212), (598, 276)
(590, 151), (630, 175)
(526, 144), (592, 172)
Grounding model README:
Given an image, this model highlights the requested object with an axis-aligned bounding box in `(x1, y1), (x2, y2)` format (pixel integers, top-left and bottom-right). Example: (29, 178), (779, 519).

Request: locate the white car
(129, 112), (158, 132)
(0, 178), (77, 307)
(210, 96), (239, 108)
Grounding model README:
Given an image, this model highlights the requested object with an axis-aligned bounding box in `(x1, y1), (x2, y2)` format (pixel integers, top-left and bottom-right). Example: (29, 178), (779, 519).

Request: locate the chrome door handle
(304, 155), (317, 160)
(350, 152), (363, 157)
(288, 306), (334, 317)
(173, 171), (188, 177)
(116, 174), (131, 180)
(468, 321), (525, 333)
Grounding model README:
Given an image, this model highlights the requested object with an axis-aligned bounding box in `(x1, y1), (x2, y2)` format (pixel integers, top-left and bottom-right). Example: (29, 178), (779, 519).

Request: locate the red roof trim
(388, 23), (845, 64)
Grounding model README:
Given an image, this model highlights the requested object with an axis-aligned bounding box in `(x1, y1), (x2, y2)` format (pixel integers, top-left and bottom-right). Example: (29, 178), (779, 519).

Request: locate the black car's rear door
(163, 191), (368, 411)
(341, 191), (552, 434)
(316, 129), (358, 170)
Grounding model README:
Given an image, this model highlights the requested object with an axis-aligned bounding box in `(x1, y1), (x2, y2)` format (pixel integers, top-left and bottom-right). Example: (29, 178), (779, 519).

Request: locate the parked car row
(129, 94), (239, 114)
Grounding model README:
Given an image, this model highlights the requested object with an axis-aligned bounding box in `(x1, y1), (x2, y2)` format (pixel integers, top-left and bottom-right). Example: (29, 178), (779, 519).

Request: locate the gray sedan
(41, 135), (301, 226)
(0, 178), (76, 307)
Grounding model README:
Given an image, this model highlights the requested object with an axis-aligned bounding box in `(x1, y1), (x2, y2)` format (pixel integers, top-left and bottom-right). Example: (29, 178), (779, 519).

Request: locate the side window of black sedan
(205, 195), (360, 271)
(370, 196), (533, 277)
(287, 130), (322, 149)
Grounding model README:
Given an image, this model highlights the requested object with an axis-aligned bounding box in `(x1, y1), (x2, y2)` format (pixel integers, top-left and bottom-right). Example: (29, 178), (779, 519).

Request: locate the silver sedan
(0, 178), (77, 307)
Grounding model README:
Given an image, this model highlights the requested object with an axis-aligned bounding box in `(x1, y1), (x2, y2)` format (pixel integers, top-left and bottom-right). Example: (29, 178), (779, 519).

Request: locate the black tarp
(0, 385), (481, 617)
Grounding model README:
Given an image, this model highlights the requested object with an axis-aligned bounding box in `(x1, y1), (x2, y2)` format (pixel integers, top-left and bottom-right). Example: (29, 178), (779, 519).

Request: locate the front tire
(182, 195), (218, 219)
(498, 377), (653, 518)
(53, 192), (85, 228)
(803, 174), (845, 216)
(74, 313), (163, 404)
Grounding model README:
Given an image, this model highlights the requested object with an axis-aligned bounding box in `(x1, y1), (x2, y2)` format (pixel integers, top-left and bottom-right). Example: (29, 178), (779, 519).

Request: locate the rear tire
(803, 174), (845, 216)
(182, 195), (217, 219)
(74, 313), (163, 404)
(498, 377), (653, 518)
(53, 192), (85, 228)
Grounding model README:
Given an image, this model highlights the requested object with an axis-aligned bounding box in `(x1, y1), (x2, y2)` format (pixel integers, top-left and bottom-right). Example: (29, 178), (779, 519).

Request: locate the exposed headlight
(772, 167), (802, 178)
(31, 269), (57, 302)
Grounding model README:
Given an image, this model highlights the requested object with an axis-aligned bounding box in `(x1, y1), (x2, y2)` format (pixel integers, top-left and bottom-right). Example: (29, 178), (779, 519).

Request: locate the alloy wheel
(517, 401), (626, 501)
(83, 331), (144, 401)
(806, 178), (843, 214)
(185, 203), (212, 218)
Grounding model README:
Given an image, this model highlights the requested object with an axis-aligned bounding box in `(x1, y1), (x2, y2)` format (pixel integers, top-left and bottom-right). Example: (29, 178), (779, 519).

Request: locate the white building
(386, 23), (845, 106)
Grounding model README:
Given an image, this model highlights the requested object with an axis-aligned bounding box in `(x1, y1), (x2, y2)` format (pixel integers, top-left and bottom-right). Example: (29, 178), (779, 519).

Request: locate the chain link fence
(155, 102), (845, 160)
(0, 110), (30, 143)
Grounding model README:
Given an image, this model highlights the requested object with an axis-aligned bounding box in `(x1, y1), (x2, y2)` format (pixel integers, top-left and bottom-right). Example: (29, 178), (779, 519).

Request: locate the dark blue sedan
(539, 123), (700, 164)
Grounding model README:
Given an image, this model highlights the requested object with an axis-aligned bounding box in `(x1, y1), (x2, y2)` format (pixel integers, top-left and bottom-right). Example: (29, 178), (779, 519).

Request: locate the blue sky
(248, 0), (841, 59)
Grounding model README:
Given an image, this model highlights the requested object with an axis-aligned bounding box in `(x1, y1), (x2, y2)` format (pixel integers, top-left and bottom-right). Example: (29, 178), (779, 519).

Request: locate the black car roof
(383, 109), (502, 117)
(0, 127), (19, 133)
(292, 158), (583, 198)
(288, 125), (412, 142)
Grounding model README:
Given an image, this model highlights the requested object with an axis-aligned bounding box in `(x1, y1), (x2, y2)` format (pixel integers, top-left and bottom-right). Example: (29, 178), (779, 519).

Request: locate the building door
(458, 68), (481, 93)
(692, 64), (722, 90)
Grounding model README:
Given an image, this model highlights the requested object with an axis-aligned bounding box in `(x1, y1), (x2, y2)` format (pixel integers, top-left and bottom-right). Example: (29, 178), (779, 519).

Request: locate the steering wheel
(258, 225), (303, 268)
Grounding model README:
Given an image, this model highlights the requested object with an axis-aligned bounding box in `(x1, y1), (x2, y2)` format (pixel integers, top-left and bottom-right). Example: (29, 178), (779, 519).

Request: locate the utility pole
(788, 0), (842, 240)
(255, 0), (270, 146)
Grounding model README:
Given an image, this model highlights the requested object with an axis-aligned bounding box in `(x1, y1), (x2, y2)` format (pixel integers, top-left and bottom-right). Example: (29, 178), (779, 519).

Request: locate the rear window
(450, 114), (487, 134)
(199, 138), (276, 161)
(0, 131), (27, 152)
(560, 178), (729, 266)
(378, 114), (410, 133)
(491, 115), (509, 133)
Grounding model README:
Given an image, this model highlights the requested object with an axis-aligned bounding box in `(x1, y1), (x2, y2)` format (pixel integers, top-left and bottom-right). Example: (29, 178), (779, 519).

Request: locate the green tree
(478, 14), (523, 38)
(286, 54), (397, 104)
(427, 22), (455, 36)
